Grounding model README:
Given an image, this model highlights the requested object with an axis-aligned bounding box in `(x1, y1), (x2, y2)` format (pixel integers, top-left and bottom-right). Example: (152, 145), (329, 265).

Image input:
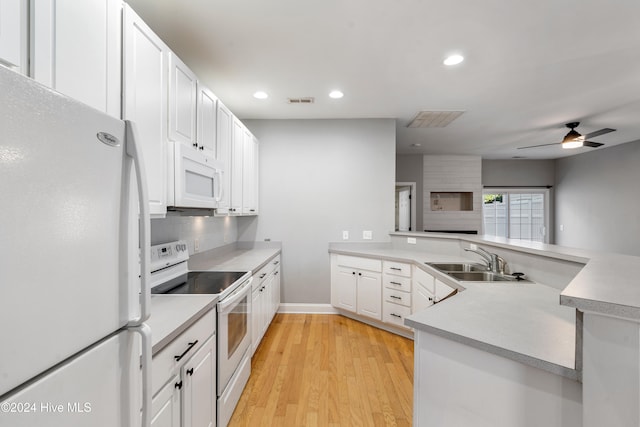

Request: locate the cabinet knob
(175, 381), (183, 390)
(352, 271), (356, 275)
(358, 272), (362, 276)
(199, 146), (204, 151)
(192, 142), (198, 148)
(186, 368), (194, 376)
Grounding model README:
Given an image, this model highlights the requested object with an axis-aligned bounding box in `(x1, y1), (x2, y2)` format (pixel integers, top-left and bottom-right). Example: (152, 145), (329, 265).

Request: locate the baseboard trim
(277, 303), (339, 314)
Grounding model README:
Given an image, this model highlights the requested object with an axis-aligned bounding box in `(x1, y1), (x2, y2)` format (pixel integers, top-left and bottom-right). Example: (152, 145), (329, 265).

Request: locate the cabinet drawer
(152, 309), (215, 397)
(383, 287), (411, 307)
(383, 274), (411, 292)
(336, 255), (381, 272)
(253, 255), (282, 290)
(383, 261), (411, 277)
(383, 302), (411, 329)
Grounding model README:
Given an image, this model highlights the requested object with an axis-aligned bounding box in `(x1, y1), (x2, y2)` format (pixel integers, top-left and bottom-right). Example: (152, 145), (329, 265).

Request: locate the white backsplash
(151, 214), (238, 255)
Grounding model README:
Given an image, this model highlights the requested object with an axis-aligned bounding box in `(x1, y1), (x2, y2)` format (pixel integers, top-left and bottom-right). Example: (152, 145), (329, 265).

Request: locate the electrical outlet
(560, 224), (564, 232)
(194, 238), (200, 252)
(469, 243), (477, 250)
(342, 231), (349, 240)
(407, 237), (417, 244)
(363, 230), (373, 240)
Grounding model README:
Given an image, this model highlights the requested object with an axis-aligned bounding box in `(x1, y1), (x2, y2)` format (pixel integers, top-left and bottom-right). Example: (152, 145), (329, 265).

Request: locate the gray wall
(555, 140), (640, 256)
(482, 159), (555, 187)
(239, 119), (396, 304)
(396, 154), (424, 231)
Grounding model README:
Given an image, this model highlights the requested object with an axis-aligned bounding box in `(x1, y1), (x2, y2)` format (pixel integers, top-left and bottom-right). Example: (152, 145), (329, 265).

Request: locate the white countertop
(329, 242), (578, 379)
(148, 295), (217, 354)
(188, 245), (281, 273)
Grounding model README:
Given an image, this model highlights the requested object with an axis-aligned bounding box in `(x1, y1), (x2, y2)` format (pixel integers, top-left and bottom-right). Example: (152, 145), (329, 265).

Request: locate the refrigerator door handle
(132, 323), (152, 427)
(125, 120), (151, 324)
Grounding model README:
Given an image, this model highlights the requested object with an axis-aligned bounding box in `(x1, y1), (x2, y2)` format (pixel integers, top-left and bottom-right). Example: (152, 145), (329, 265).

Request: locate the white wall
(555, 140), (640, 256)
(239, 119), (396, 304)
(151, 215), (238, 254)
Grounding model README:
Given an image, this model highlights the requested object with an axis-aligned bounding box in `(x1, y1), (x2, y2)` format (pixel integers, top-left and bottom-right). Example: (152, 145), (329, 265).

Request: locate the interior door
(397, 187), (411, 231)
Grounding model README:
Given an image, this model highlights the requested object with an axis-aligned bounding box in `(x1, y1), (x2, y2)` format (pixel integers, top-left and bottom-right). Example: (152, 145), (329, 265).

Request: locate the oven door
(217, 276), (252, 395)
(173, 142), (223, 209)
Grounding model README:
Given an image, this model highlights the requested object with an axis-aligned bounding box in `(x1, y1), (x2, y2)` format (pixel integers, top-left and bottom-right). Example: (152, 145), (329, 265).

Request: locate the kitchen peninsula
(329, 232), (640, 427)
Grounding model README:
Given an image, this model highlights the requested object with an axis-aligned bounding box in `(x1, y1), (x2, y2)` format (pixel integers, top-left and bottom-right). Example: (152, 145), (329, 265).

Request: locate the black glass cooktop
(152, 271), (248, 295)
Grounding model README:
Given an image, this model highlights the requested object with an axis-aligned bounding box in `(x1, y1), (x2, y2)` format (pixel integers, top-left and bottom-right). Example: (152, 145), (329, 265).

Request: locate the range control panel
(150, 240), (189, 273)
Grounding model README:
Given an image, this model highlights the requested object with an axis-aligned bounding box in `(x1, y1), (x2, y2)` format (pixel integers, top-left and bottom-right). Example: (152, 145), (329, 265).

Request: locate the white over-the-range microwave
(167, 141), (224, 209)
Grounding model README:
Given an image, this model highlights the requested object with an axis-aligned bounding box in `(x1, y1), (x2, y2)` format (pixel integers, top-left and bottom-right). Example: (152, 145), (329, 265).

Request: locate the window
(482, 188), (550, 243)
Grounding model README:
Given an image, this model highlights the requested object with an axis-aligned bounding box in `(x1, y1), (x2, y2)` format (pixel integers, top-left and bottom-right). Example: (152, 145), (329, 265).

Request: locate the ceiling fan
(518, 122), (616, 150)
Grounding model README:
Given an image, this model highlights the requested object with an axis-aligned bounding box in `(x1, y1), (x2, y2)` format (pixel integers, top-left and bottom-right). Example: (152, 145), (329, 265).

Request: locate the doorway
(395, 182), (416, 232)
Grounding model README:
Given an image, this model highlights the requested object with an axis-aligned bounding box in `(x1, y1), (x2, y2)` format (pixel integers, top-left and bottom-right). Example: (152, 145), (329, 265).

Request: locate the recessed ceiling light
(329, 90), (344, 99)
(253, 91), (268, 99)
(443, 54), (464, 66)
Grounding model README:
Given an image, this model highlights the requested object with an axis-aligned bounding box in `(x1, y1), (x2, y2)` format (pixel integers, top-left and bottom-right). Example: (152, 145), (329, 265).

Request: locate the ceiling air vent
(407, 111), (464, 128)
(287, 97), (315, 104)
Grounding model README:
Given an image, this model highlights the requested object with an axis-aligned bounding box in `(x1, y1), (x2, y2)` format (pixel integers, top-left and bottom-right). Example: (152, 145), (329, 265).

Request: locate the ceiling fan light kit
(518, 122), (615, 150)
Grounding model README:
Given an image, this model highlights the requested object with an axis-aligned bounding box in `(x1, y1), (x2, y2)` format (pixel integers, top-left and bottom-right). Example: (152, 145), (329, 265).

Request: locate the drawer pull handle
(259, 273), (267, 279)
(390, 295), (402, 300)
(175, 381), (183, 390)
(390, 313), (402, 318)
(174, 340), (199, 362)
(390, 267), (402, 271)
(273, 261), (279, 265)
(186, 368), (194, 376)
(390, 281), (402, 285)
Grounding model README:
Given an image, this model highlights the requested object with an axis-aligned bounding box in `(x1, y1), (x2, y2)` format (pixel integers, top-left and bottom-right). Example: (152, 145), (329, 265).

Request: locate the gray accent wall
(482, 159), (555, 187)
(239, 119), (396, 304)
(555, 140), (640, 256)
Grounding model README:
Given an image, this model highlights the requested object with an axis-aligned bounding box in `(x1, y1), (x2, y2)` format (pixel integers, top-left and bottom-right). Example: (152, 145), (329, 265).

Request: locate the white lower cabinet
(382, 261), (412, 329)
(413, 266), (456, 313)
(151, 309), (216, 427)
(250, 255), (282, 355)
(330, 255), (382, 321)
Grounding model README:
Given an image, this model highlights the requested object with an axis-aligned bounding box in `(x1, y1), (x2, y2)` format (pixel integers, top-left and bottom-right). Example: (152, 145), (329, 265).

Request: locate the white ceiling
(126, 0), (640, 159)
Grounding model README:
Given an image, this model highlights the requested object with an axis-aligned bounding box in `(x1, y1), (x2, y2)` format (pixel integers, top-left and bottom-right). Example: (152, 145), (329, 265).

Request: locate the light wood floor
(229, 313), (414, 427)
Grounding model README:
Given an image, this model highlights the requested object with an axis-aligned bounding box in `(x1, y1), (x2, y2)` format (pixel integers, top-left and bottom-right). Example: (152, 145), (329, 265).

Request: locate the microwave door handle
(125, 121), (151, 325)
(216, 169), (223, 202)
(219, 277), (253, 312)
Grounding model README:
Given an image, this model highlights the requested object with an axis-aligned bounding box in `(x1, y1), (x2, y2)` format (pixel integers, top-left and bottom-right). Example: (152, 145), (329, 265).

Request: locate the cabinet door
(32, 0), (121, 117)
(169, 52), (197, 146)
(197, 84), (217, 156)
(413, 268), (436, 312)
(182, 335), (216, 427)
(434, 279), (456, 302)
(272, 268), (281, 318)
(230, 117), (244, 214)
(331, 266), (357, 312)
(151, 373), (181, 427)
(242, 129), (259, 215)
(215, 101), (232, 213)
(251, 286), (262, 355)
(0, 0), (28, 72)
(357, 271), (382, 320)
(123, 4), (169, 217)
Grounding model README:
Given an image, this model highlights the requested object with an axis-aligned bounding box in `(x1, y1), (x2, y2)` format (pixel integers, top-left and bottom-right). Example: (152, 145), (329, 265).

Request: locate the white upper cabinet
(230, 117), (245, 214)
(0, 0), (28, 73)
(215, 101), (233, 214)
(197, 84), (217, 156)
(168, 53), (197, 147)
(242, 130), (259, 215)
(122, 4), (169, 217)
(31, 0), (122, 117)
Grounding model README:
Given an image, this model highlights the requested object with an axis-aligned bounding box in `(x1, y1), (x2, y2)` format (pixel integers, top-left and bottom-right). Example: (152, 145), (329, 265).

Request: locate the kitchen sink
(427, 262), (488, 272)
(446, 271), (518, 282)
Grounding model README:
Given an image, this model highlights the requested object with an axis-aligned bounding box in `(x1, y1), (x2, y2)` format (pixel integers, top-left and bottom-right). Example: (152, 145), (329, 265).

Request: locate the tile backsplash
(151, 214), (238, 255)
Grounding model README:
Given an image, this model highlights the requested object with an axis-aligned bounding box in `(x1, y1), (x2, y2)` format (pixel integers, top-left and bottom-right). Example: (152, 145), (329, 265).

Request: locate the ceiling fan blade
(583, 128), (615, 139)
(517, 142), (561, 149)
(583, 141), (604, 148)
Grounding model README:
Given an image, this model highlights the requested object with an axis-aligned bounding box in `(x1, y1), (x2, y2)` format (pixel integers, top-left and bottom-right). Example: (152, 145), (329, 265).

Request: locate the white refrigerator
(0, 66), (152, 426)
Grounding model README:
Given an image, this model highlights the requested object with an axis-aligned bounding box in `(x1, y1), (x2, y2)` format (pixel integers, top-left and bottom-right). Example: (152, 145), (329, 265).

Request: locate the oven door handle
(218, 277), (253, 312)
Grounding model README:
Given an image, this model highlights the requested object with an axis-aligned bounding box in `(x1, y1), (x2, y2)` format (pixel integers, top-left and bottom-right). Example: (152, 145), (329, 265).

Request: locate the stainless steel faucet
(464, 246), (506, 274)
